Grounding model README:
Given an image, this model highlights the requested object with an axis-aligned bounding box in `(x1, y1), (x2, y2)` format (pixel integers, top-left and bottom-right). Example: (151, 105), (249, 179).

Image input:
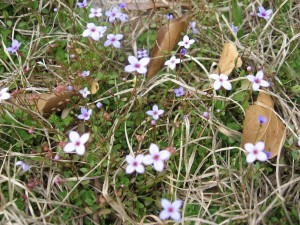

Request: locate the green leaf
(232, 0), (243, 26)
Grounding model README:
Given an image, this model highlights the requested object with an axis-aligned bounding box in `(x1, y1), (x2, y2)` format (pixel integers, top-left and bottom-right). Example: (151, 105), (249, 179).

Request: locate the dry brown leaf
(90, 80), (99, 94)
(241, 92), (286, 159)
(214, 42), (242, 76)
(15, 91), (76, 115)
(126, 0), (190, 10)
(147, 15), (190, 79)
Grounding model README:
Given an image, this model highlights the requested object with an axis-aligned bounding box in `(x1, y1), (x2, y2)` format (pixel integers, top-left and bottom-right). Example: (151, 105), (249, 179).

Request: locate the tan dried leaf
(241, 92), (286, 158)
(90, 80), (99, 94)
(214, 42), (242, 76)
(147, 15), (189, 79)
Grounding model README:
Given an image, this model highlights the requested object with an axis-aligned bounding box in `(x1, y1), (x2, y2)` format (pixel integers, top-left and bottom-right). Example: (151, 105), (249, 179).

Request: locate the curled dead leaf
(147, 15), (190, 79)
(90, 80), (99, 94)
(214, 42), (242, 76)
(241, 92), (286, 159)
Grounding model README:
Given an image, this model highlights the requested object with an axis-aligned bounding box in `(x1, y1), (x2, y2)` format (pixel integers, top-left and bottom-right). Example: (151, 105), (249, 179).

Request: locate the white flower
(159, 199), (182, 221)
(63, 131), (90, 155)
(82, 23), (106, 41)
(146, 104), (164, 120)
(209, 74), (232, 90)
(104, 34), (123, 48)
(244, 142), (268, 163)
(124, 56), (150, 74)
(164, 56), (180, 70)
(15, 161), (30, 172)
(6, 39), (21, 53)
(0, 88), (11, 102)
(77, 107), (92, 120)
(125, 154), (145, 174)
(89, 8), (102, 18)
(79, 87), (90, 98)
(257, 6), (272, 20)
(105, 7), (121, 23)
(178, 35), (195, 49)
(143, 144), (171, 172)
(246, 70), (270, 91)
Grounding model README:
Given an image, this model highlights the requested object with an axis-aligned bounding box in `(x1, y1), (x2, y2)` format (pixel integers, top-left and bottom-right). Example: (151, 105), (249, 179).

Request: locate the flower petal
(76, 145), (86, 155)
(244, 143), (254, 152)
(113, 41), (121, 48)
(64, 143), (75, 153)
(153, 105), (158, 111)
(139, 57), (150, 66)
(104, 40), (112, 46)
(143, 154), (154, 165)
(124, 65), (136, 73)
(161, 198), (171, 209)
(149, 143), (159, 155)
(126, 165), (135, 174)
(136, 66), (147, 74)
(159, 150), (171, 160)
(252, 83), (260, 91)
(256, 71), (264, 80)
(246, 153), (256, 163)
(257, 152), (268, 161)
(91, 32), (100, 41)
(209, 74), (220, 80)
(255, 142), (265, 152)
(213, 81), (222, 90)
(135, 164), (145, 173)
(159, 210), (170, 220)
(15, 161), (24, 166)
(126, 155), (134, 164)
(170, 211), (181, 221)
(146, 110), (154, 116)
(80, 133), (90, 144)
(172, 200), (183, 210)
(136, 154), (144, 163)
(260, 80), (270, 87)
(69, 131), (80, 142)
(246, 75), (255, 83)
(128, 56), (138, 65)
(82, 29), (91, 37)
(222, 81), (232, 90)
(153, 160), (164, 172)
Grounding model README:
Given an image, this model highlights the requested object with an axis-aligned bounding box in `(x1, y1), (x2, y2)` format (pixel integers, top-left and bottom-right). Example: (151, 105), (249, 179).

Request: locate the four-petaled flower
(189, 21), (199, 34)
(246, 70), (270, 91)
(89, 8), (102, 18)
(124, 56), (150, 74)
(78, 107), (92, 120)
(258, 115), (268, 125)
(105, 7), (121, 23)
(125, 154), (145, 174)
(6, 39), (21, 54)
(178, 35), (195, 49)
(119, 13), (129, 22)
(244, 142), (268, 163)
(82, 23), (106, 41)
(257, 6), (272, 20)
(15, 161), (30, 172)
(166, 13), (173, 20)
(209, 74), (232, 90)
(137, 49), (148, 59)
(143, 143), (171, 172)
(77, 0), (87, 8)
(0, 88), (11, 102)
(81, 70), (90, 77)
(63, 131), (90, 155)
(104, 34), (123, 48)
(159, 199), (182, 221)
(174, 86), (185, 97)
(164, 56), (180, 70)
(119, 2), (126, 9)
(146, 104), (164, 120)
(79, 87), (91, 98)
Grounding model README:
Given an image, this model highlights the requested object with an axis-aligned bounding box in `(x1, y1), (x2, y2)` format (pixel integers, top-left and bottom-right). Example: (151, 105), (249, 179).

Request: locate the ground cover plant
(0, 0), (300, 224)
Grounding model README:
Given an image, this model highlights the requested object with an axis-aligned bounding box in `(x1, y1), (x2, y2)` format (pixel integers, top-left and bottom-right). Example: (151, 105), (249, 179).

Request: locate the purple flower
(89, 8), (102, 18)
(180, 48), (187, 56)
(78, 107), (92, 120)
(6, 39), (21, 54)
(137, 49), (148, 59)
(67, 85), (73, 91)
(246, 70), (270, 91)
(96, 102), (103, 108)
(79, 87), (90, 98)
(77, 0), (87, 8)
(209, 74), (232, 90)
(164, 56), (180, 70)
(257, 6), (272, 20)
(124, 56), (150, 74)
(189, 21), (199, 34)
(82, 23), (106, 41)
(119, 13), (129, 22)
(174, 86), (185, 97)
(104, 34), (123, 48)
(258, 115), (267, 125)
(119, 2), (126, 9)
(231, 24), (239, 34)
(159, 199), (182, 221)
(263, 151), (272, 159)
(105, 7), (121, 23)
(166, 13), (173, 20)
(244, 142), (268, 163)
(15, 161), (30, 172)
(143, 143), (171, 172)
(178, 35), (195, 49)
(203, 111), (209, 119)
(146, 104), (164, 120)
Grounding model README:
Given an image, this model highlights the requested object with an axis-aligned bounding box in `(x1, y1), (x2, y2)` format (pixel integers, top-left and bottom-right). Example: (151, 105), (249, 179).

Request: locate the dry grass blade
(126, 0), (190, 10)
(147, 15), (190, 79)
(241, 92), (286, 158)
(213, 42), (242, 76)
